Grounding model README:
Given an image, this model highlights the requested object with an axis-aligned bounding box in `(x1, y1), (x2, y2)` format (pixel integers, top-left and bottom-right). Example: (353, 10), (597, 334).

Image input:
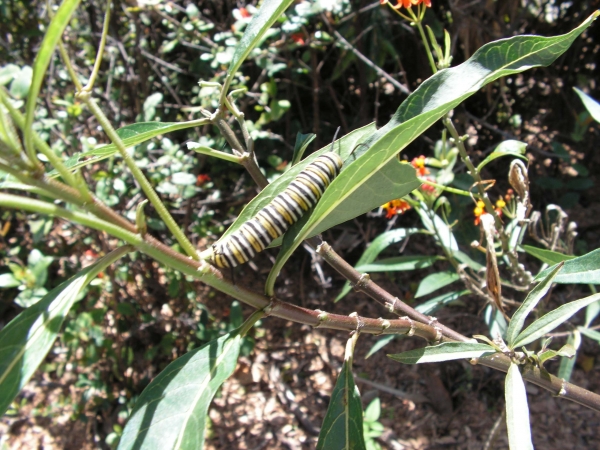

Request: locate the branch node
(314, 309), (328, 328)
(349, 312), (365, 334)
(428, 316), (442, 343)
(376, 318), (391, 335)
(352, 273), (370, 291)
(403, 316), (415, 337)
(557, 379), (568, 397)
(386, 297), (400, 313)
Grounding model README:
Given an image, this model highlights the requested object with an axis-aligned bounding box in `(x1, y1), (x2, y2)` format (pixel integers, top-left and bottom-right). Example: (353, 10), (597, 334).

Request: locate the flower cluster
(382, 199), (412, 219)
(411, 155), (429, 176)
(380, 0), (431, 9)
(473, 198), (506, 226)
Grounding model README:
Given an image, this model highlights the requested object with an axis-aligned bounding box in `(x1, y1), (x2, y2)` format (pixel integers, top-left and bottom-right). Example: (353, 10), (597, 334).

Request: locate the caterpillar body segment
(211, 152), (343, 268)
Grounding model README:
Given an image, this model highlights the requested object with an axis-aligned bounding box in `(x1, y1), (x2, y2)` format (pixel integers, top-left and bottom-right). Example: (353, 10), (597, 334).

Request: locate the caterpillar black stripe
(211, 152), (344, 268)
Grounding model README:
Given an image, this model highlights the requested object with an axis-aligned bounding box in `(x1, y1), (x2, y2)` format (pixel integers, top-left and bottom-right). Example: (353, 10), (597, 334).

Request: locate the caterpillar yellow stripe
(211, 152), (344, 268)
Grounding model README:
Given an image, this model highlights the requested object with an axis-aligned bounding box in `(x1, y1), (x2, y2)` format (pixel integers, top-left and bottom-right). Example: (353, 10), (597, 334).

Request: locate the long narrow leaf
(506, 263), (563, 347)
(535, 248), (600, 284)
(0, 246), (129, 415)
(388, 342), (495, 364)
(513, 292), (600, 348)
(24, 0), (81, 156)
(49, 121), (204, 177)
(226, 0), (295, 86)
(317, 335), (365, 450)
(505, 362), (533, 450)
(522, 245), (575, 265)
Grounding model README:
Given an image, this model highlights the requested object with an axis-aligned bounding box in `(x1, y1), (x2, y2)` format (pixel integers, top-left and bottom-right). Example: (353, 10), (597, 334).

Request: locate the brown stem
(316, 242), (470, 343)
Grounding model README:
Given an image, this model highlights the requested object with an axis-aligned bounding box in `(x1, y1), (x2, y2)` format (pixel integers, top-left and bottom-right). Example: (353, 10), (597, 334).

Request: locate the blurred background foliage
(0, 0), (599, 447)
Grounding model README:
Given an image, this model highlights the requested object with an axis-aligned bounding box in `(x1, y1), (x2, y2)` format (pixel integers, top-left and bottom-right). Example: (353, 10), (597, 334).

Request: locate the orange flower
(383, 199), (411, 219)
(473, 200), (485, 226)
(381, 0), (431, 9)
(239, 7), (251, 18)
(291, 33), (305, 45)
(196, 174), (211, 186)
(411, 155), (430, 176)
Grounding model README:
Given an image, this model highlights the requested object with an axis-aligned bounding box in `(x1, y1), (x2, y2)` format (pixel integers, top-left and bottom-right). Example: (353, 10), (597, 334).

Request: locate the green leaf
(317, 338), (366, 450)
(505, 362), (533, 450)
(365, 335), (398, 359)
(476, 140), (528, 172)
(24, 0), (82, 156)
(417, 209), (458, 251)
(414, 271), (460, 298)
(0, 273), (20, 288)
(291, 132), (316, 166)
(389, 342), (496, 364)
(356, 255), (439, 273)
(364, 398), (381, 423)
(506, 263), (564, 347)
(48, 121), (201, 177)
(118, 329), (245, 450)
(521, 245), (575, 265)
(513, 292), (600, 348)
(336, 228), (418, 302)
(8, 66), (33, 99)
(558, 332), (580, 382)
(226, 0), (295, 85)
(578, 326), (600, 344)
(415, 290), (468, 315)
(535, 248), (600, 284)
(574, 87), (600, 123)
(0, 247), (128, 416)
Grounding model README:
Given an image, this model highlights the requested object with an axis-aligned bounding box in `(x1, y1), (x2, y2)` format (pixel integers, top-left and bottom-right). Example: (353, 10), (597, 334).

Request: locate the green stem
(0, 88), (86, 192)
(415, 21), (437, 74)
(419, 178), (473, 197)
(191, 146), (242, 164)
(82, 0), (111, 92)
(79, 94), (199, 260)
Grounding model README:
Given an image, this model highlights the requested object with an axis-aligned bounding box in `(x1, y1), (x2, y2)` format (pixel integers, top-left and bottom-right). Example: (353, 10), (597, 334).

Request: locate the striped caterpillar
(211, 152), (343, 268)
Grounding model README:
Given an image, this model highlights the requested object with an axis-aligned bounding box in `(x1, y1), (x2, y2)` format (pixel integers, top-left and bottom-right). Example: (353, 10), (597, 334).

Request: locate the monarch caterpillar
(211, 152), (344, 268)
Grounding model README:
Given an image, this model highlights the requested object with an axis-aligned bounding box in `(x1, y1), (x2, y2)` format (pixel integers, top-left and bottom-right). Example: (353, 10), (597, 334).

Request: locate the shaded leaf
(365, 335), (398, 359)
(415, 290), (468, 315)
(336, 228), (418, 302)
(317, 336), (365, 450)
(415, 271), (460, 298)
(0, 247), (128, 416)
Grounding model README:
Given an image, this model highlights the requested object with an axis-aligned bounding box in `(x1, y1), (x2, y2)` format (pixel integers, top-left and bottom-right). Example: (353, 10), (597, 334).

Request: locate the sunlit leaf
(513, 292), (600, 348)
(506, 263), (563, 347)
(574, 87), (600, 123)
(118, 329), (246, 449)
(535, 248), (600, 284)
(388, 342), (495, 364)
(522, 245), (575, 265)
(505, 362), (533, 450)
(476, 140), (528, 172)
